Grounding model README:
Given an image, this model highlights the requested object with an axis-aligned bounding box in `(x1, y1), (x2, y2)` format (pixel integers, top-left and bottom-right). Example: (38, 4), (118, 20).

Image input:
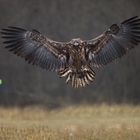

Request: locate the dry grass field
(0, 104), (140, 140)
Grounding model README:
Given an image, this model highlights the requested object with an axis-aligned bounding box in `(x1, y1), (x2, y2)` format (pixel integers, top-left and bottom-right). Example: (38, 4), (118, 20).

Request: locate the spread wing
(1, 27), (68, 71)
(87, 16), (140, 67)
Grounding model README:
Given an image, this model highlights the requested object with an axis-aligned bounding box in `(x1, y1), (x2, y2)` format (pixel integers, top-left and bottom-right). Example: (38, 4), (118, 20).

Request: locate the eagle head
(70, 38), (83, 47)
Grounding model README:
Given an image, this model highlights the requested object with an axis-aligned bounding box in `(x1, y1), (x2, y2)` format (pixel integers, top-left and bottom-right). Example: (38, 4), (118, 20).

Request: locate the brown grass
(0, 104), (140, 140)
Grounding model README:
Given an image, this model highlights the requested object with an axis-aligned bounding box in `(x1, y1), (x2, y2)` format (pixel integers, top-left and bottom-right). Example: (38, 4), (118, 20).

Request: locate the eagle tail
(58, 66), (96, 88)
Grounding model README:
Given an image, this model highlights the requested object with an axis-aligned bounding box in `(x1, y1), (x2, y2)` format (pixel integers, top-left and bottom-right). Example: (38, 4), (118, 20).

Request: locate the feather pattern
(87, 16), (140, 67)
(1, 26), (67, 71)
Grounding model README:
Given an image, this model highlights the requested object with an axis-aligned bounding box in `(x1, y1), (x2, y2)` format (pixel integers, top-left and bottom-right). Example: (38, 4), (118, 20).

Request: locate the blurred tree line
(0, 0), (140, 108)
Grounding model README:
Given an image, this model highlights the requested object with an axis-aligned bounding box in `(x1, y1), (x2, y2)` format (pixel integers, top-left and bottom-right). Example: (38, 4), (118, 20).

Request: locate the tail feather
(58, 66), (95, 88)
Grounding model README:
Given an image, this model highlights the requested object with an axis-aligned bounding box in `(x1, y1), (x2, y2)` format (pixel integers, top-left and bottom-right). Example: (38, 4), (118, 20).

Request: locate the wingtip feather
(122, 16), (140, 24)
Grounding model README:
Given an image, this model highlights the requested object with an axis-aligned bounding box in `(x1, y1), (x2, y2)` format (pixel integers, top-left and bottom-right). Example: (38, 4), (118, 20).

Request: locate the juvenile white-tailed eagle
(1, 16), (140, 88)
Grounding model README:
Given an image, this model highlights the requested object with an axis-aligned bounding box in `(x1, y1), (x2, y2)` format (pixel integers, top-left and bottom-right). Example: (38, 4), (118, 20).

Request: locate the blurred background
(0, 0), (140, 108)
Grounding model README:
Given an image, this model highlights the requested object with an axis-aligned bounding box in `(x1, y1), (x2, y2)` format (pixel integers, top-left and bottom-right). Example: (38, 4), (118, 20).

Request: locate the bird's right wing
(1, 27), (69, 71)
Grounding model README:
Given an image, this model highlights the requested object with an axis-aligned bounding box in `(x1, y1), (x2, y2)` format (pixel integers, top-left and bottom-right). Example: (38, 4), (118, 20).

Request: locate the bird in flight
(1, 16), (140, 88)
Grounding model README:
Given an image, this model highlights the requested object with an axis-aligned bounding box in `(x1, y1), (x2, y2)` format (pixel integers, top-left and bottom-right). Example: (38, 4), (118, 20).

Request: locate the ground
(0, 104), (140, 140)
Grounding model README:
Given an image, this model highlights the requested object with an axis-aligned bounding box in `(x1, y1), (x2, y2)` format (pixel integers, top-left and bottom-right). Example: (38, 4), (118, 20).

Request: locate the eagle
(1, 16), (140, 88)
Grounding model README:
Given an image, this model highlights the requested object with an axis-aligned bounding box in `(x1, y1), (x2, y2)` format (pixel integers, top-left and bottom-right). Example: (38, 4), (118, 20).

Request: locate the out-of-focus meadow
(0, 104), (140, 140)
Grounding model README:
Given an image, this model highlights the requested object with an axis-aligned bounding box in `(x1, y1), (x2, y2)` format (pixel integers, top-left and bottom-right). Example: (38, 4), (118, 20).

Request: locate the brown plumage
(1, 16), (140, 88)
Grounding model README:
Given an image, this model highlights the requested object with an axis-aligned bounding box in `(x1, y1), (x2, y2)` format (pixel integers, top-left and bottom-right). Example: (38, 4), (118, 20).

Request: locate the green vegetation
(0, 104), (140, 140)
(0, 79), (3, 85)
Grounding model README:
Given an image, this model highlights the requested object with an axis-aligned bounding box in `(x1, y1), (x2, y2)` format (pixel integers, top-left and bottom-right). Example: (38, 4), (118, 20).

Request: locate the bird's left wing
(1, 27), (68, 71)
(87, 16), (140, 67)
